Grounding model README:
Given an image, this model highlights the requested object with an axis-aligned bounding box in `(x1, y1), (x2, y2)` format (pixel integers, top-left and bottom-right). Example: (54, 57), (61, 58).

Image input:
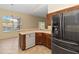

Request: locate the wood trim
(48, 5), (79, 16)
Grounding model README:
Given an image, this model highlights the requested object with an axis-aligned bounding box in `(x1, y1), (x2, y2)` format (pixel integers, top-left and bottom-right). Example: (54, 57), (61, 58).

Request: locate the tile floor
(0, 37), (51, 54)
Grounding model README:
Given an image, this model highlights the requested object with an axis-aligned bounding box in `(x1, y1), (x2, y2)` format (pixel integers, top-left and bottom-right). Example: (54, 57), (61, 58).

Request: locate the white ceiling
(0, 4), (48, 17)
(0, 4), (77, 18)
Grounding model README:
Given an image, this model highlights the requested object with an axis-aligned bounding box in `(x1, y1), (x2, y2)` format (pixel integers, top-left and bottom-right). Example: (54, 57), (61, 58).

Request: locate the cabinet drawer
(36, 32), (42, 36)
(35, 32), (43, 45)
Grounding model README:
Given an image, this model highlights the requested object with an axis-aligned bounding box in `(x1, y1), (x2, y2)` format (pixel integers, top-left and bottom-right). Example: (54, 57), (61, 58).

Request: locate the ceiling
(0, 4), (48, 17)
(0, 4), (76, 18)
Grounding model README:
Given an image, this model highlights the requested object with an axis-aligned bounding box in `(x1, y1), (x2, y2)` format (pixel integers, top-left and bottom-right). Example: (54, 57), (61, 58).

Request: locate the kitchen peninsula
(19, 29), (51, 50)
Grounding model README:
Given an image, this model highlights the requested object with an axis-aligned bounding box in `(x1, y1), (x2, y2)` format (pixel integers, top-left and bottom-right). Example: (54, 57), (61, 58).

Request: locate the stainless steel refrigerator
(52, 10), (79, 54)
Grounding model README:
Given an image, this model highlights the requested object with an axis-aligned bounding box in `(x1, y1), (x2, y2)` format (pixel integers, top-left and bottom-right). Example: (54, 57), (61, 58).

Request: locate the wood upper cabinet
(35, 32), (43, 45)
(19, 34), (26, 50)
(46, 15), (52, 29)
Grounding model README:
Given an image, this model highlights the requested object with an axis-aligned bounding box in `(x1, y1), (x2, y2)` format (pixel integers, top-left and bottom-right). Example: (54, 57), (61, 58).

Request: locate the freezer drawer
(52, 43), (78, 54)
(53, 38), (79, 53)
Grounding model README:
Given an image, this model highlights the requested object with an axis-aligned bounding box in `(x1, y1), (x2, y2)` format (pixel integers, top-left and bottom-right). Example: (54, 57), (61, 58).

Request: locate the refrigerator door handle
(53, 43), (78, 54)
(59, 14), (62, 38)
(62, 14), (65, 39)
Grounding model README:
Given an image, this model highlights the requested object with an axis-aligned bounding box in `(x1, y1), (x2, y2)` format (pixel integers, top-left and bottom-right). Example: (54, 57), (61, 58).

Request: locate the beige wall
(48, 4), (77, 13)
(0, 8), (40, 39)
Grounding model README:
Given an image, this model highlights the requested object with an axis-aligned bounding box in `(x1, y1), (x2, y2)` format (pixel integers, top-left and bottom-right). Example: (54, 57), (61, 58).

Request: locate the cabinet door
(43, 33), (51, 49)
(48, 34), (51, 49)
(46, 15), (51, 28)
(35, 32), (43, 45)
(19, 34), (26, 50)
(42, 33), (47, 46)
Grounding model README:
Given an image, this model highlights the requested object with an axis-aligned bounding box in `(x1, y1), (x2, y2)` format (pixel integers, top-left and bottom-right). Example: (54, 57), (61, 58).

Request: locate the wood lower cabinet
(35, 32), (51, 49)
(44, 33), (51, 49)
(19, 32), (51, 50)
(35, 32), (43, 45)
(19, 34), (26, 50)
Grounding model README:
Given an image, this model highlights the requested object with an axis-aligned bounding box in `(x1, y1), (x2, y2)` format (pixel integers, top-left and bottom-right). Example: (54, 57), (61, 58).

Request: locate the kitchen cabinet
(46, 33), (51, 49)
(43, 33), (51, 49)
(46, 15), (52, 29)
(19, 33), (35, 50)
(19, 32), (51, 50)
(35, 32), (43, 45)
(35, 32), (51, 49)
(19, 34), (26, 50)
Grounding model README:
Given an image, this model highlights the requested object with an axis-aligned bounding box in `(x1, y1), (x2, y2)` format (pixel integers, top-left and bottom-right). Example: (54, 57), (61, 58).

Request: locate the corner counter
(19, 29), (51, 35)
(19, 29), (52, 50)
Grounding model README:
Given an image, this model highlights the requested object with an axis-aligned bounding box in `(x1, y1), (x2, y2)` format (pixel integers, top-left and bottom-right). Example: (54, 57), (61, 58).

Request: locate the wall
(0, 8), (40, 39)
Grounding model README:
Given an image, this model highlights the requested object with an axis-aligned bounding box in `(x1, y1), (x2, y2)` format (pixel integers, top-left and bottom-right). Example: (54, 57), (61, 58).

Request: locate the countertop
(19, 29), (51, 35)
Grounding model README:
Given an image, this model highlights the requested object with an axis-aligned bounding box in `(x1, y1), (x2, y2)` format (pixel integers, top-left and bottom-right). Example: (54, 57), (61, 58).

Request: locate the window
(2, 16), (21, 32)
